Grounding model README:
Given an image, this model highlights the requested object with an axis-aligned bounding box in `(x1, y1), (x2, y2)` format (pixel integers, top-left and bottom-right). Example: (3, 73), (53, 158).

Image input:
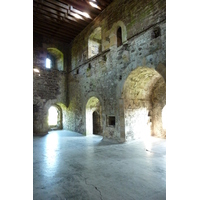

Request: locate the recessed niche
(151, 27), (161, 39)
(117, 27), (122, 47)
(88, 27), (102, 58)
(88, 63), (92, 69)
(108, 116), (115, 126)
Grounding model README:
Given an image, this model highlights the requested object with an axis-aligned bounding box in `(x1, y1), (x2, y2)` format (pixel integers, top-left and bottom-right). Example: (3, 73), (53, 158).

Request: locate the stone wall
(66, 0), (166, 141)
(151, 77), (166, 138)
(33, 33), (68, 134)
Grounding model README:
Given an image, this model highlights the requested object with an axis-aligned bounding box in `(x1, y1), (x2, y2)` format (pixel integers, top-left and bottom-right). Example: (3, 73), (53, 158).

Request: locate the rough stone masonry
(33, 0), (166, 142)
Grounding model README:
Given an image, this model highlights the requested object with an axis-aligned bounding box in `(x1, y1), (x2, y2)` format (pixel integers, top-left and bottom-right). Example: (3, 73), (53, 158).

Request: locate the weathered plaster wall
(33, 33), (68, 134)
(66, 0), (166, 141)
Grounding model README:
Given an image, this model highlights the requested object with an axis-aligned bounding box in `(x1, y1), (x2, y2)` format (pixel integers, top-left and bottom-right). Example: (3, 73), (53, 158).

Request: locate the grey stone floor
(33, 130), (166, 200)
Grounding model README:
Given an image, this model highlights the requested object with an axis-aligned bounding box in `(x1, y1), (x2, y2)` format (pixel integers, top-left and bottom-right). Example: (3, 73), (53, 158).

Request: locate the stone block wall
(66, 0), (166, 141)
(33, 33), (68, 134)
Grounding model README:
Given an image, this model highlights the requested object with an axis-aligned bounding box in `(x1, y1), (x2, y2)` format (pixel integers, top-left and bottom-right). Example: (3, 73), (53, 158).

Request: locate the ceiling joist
(33, 0), (113, 44)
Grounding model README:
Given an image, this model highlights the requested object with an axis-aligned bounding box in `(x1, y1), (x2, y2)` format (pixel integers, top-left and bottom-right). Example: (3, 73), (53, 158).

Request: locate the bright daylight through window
(46, 58), (51, 69)
(48, 106), (58, 126)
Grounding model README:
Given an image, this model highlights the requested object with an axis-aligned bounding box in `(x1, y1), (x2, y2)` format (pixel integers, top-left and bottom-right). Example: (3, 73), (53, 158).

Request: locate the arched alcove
(88, 27), (102, 58)
(117, 27), (122, 47)
(120, 66), (166, 141)
(106, 21), (127, 49)
(86, 96), (102, 136)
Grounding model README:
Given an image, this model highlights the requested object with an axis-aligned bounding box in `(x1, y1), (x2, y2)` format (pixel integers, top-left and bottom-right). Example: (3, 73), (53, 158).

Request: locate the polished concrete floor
(33, 130), (166, 200)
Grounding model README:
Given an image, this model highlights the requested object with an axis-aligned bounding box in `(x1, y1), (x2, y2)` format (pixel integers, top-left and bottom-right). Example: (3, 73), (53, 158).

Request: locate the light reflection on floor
(33, 130), (166, 200)
(44, 132), (59, 173)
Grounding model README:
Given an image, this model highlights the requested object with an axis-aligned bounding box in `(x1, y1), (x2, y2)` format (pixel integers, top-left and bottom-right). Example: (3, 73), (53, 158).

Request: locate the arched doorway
(86, 97), (102, 136)
(121, 66), (166, 141)
(48, 104), (62, 130)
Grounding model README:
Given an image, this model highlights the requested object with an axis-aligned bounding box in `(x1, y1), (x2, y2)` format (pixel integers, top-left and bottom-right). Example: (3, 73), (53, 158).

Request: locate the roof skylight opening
(70, 6), (91, 19)
(72, 13), (83, 19)
(89, 1), (101, 10)
(80, 12), (91, 18)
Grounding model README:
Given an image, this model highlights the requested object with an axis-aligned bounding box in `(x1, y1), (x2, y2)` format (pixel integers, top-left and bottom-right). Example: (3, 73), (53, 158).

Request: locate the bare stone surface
(33, 0), (166, 142)
(33, 130), (166, 200)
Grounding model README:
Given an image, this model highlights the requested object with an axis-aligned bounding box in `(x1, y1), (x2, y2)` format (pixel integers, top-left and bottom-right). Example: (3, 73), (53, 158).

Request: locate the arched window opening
(46, 48), (64, 70)
(88, 27), (102, 58)
(46, 58), (51, 69)
(117, 27), (122, 47)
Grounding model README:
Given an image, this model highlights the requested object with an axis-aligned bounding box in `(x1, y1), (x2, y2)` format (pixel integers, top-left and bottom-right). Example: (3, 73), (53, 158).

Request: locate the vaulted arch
(120, 66), (166, 141)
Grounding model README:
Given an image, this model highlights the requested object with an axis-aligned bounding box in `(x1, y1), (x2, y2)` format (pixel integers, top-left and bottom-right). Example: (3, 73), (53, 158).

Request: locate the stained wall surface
(33, 0), (166, 141)
(66, 0), (166, 141)
(33, 33), (68, 134)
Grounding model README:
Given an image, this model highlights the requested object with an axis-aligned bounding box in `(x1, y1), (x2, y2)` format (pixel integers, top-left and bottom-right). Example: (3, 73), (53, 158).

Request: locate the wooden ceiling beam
(34, 19), (83, 37)
(33, 23), (74, 39)
(34, 0), (68, 14)
(33, 14), (85, 31)
(33, 27), (72, 43)
(33, 20), (80, 37)
(33, 4), (65, 19)
(34, 8), (88, 27)
(33, 0), (114, 44)
(57, 0), (101, 16)
(95, 0), (107, 9)
(44, 0), (69, 10)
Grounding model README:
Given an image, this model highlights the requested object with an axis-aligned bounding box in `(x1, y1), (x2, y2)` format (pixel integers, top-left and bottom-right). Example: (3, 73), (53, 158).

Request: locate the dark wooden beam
(33, 8), (88, 27)
(34, 0), (68, 14)
(33, 27), (72, 43)
(33, 4), (65, 19)
(33, 14), (85, 31)
(33, 23), (74, 40)
(33, 20), (80, 38)
(44, 0), (69, 10)
(57, 0), (101, 16)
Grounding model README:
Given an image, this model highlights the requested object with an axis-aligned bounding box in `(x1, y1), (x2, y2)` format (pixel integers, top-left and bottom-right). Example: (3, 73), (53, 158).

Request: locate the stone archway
(120, 66), (166, 141)
(86, 96), (102, 136)
(48, 104), (63, 130)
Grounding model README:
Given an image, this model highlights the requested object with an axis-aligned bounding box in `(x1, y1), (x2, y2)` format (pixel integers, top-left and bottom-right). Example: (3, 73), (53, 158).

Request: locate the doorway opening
(86, 96), (102, 135)
(48, 105), (62, 130)
(93, 111), (101, 135)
